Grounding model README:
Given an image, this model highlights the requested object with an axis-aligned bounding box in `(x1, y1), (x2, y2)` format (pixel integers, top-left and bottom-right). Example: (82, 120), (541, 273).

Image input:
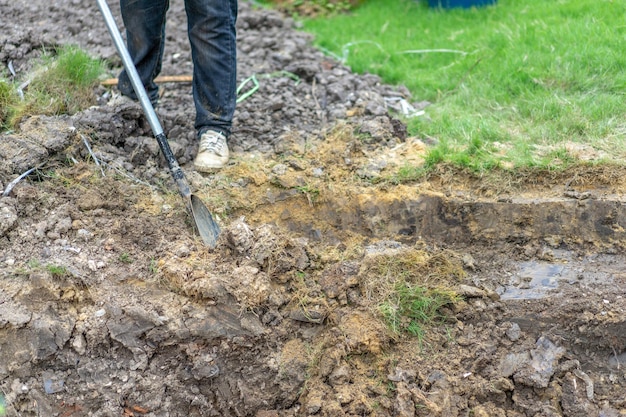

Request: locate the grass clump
(119, 252), (134, 264)
(380, 283), (459, 338)
(46, 264), (70, 278)
(359, 247), (464, 339)
(7, 45), (106, 128)
(301, 0), (626, 171)
(19, 259), (70, 278)
(0, 79), (18, 127)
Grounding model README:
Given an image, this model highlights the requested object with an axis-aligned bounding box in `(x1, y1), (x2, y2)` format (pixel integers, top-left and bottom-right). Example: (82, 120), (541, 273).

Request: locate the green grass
(302, 0), (626, 170)
(3, 45), (106, 128)
(149, 258), (159, 274)
(46, 264), (69, 278)
(379, 282), (460, 339)
(0, 78), (17, 127)
(359, 249), (465, 340)
(15, 258), (70, 278)
(119, 252), (134, 264)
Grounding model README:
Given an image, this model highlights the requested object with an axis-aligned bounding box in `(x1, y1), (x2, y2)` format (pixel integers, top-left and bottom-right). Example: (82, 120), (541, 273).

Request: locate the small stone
(0, 204), (18, 236)
(54, 217), (72, 234)
(513, 336), (565, 388)
(288, 306), (326, 324)
(76, 229), (92, 240)
(193, 355), (220, 380)
(43, 378), (64, 394)
(462, 253), (477, 270)
(175, 245), (191, 258)
(458, 284), (486, 298)
(72, 333), (87, 355)
(271, 163), (288, 175)
(505, 322), (522, 342)
(88, 260), (97, 271)
(286, 159), (306, 171)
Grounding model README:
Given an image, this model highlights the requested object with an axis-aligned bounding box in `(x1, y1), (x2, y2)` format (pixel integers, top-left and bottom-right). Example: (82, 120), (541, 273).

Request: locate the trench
(4, 182), (626, 415)
(247, 190), (626, 246)
(245, 189), (626, 369)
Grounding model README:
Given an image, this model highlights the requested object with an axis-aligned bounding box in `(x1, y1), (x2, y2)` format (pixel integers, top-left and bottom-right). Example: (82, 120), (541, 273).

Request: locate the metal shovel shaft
(96, 0), (220, 247)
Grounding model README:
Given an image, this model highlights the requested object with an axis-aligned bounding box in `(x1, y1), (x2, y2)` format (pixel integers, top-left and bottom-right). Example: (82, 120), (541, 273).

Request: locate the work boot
(194, 130), (229, 171)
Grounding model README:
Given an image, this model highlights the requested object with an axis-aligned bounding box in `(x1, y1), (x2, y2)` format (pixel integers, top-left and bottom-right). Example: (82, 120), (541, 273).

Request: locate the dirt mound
(1, 1), (626, 416)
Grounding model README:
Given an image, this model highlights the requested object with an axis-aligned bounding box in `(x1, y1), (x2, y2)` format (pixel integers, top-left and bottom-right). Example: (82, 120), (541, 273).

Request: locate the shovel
(96, 0), (220, 248)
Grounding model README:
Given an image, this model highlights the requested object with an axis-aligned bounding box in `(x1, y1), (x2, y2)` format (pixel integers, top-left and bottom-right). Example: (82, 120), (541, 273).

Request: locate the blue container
(428, 0), (496, 8)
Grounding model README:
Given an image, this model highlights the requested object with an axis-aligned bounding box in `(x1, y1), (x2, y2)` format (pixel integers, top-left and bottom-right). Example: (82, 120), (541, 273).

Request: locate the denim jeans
(118, 0), (238, 137)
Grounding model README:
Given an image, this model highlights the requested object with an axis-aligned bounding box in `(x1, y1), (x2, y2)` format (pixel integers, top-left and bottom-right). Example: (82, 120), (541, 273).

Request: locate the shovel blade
(190, 194), (221, 248)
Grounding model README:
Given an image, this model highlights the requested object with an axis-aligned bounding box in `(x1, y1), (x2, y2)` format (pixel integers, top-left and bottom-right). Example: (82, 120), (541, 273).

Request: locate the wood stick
(101, 75), (193, 86)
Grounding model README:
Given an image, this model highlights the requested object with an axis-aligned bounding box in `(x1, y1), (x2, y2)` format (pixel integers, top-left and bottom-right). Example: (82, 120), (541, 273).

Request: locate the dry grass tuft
(358, 247), (464, 304)
(357, 246), (465, 338)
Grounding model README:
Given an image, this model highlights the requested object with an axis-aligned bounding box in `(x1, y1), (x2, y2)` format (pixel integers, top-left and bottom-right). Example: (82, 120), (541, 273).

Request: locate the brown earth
(1, 0), (625, 416)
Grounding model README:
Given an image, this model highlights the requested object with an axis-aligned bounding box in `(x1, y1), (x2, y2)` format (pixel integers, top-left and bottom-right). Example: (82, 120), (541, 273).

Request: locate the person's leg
(118, 0), (169, 105)
(185, 0), (238, 137)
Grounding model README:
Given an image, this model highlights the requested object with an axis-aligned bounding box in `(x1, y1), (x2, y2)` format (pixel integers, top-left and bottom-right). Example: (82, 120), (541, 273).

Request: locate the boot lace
(199, 132), (227, 156)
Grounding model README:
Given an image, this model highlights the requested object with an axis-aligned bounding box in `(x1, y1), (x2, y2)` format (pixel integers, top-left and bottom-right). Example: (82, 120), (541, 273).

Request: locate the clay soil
(1, 1), (626, 416)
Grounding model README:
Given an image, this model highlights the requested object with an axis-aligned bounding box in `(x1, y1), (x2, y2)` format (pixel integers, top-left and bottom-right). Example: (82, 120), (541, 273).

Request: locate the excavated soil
(1, 1), (626, 416)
